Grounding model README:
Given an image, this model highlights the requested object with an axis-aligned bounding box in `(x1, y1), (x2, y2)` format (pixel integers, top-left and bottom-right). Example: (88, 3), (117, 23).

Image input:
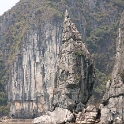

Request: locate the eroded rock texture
(100, 12), (124, 124)
(8, 17), (62, 118)
(76, 105), (100, 124)
(34, 107), (74, 124)
(53, 10), (95, 111)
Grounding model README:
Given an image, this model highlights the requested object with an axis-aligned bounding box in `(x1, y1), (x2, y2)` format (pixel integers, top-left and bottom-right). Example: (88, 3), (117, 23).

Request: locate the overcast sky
(0, 0), (20, 15)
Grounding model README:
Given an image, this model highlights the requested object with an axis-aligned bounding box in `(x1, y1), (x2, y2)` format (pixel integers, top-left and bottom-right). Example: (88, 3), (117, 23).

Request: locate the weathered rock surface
(0, 2), (88, 118)
(52, 10), (95, 111)
(8, 20), (62, 118)
(33, 10), (95, 124)
(100, 12), (124, 124)
(76, 105), (100, 124)
(34, 107), (74, 124)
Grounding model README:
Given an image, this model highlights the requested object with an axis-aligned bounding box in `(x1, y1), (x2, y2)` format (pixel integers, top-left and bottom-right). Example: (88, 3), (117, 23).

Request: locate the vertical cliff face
(100, 12), (124, 124)
(7, 9), (95, 118)
(53, 10), (95, 111)
(8, 20), (62, 118)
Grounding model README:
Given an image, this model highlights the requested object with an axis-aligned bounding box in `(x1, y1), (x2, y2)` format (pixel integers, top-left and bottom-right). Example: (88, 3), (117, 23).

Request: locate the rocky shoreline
(34, 105), (100, 124)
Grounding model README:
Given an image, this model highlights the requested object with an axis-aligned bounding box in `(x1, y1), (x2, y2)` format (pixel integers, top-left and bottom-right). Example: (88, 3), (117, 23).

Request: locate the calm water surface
(0, 119), (33, 124)
(0, 122), (33, 124)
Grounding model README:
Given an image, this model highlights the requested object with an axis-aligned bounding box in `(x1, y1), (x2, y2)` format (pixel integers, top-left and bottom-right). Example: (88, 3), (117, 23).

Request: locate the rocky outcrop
(52, 10), (95, 111)
(34, 107), (74, 124)
(0, 1), (87, 118)
(4, 8), (95, 118)
(100, 12), (124, 124)
(76, 105), (100, 124)
(33, 10), (95, 124)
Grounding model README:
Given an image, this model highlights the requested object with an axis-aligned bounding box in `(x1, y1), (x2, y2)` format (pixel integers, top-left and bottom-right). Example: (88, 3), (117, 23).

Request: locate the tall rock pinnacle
(53, 10), (95, 111)
(100, 12), (124, 124)
(62, 10), (82, 42)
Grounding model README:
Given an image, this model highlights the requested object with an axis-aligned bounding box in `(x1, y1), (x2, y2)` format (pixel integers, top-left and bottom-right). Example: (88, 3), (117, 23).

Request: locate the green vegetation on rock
(92, 69), (107, 105)
(106, 0), (124, 8)
(0, 54), (10, 116)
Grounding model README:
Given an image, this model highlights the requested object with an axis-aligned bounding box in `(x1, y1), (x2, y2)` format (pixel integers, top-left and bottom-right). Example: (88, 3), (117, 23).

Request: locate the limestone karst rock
(8, 10), (62, 119)
(33, 10), (95, 124)
(76, 105), (100, 124)
(52, 10), (95, 111)
(3, 9), (95, 119)
(0, 0), (122, 118)
(34, 107), (74, 124)
(100, 12), (124, 124)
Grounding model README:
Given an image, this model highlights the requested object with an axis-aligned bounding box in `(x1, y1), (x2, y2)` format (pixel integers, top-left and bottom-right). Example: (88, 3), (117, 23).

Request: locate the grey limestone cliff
(0, 0), (111, 119)
(8, 22), (62, 118)
(53, 10), (95, 112)
(0, 0), (87, 118)
(8, 9), (95, 118)
(100, 12), (124, 124)
(4, 13), (62, 118)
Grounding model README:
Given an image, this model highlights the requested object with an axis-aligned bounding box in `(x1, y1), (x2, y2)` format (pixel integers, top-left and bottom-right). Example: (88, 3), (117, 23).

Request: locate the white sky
(0, 0), (20, 15)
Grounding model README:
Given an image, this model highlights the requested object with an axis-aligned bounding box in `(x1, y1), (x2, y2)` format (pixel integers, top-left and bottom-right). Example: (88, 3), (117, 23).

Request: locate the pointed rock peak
(65, 9), (69, 18)
(62, 10), (82, 43)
